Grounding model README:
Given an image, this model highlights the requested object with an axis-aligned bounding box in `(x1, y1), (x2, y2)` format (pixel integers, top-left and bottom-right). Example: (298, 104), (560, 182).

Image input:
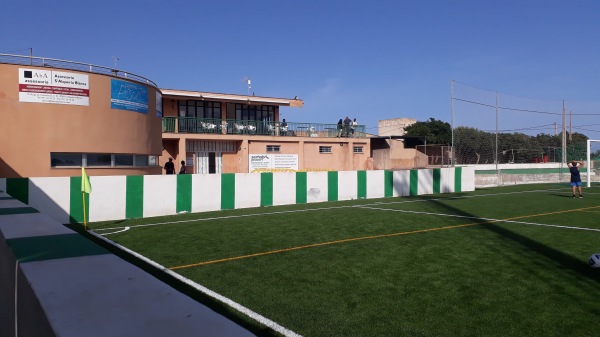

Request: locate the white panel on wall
(235, 173), (261, 209)
(393, 170), (410, 197)
(366, 170), (385, 199)
(441, 168), (454, 193)
(418, 169), (434, 195)
(143, 175), (177, 217)
(306, 171), (328, 203)
(192, 174), (222, 212)
(273, 172), (296, 206)
(29, 177), (71, 224)
(88, 176), (126, 222)
(338, 171), (357, 201)
(462, 167), (476, 191)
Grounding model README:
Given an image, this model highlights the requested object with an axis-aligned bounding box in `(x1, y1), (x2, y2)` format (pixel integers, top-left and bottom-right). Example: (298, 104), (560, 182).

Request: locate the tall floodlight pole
(562, 101), (566, 165)
(495, 92), (499, 172)
(450, 80), (454, 167)
(587, 139), (591, 188)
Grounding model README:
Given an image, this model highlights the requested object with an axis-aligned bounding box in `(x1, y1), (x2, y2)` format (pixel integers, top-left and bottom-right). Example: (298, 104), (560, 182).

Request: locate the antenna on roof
(242, 76), (252, 96)
(112, 56), (119, 69)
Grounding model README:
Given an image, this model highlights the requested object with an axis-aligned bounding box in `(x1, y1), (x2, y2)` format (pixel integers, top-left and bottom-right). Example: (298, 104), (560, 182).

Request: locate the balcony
(162, 117), (366, 138)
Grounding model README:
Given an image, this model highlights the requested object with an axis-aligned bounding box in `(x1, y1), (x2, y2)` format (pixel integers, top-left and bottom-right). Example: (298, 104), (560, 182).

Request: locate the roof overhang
(160, 89), (303, 108)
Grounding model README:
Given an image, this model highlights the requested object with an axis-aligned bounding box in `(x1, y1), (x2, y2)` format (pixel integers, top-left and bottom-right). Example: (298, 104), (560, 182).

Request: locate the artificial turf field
(83, 183), (600, 337)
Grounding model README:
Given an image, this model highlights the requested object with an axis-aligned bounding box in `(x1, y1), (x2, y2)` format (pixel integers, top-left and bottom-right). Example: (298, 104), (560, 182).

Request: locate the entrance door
(196, 151), (222, 174)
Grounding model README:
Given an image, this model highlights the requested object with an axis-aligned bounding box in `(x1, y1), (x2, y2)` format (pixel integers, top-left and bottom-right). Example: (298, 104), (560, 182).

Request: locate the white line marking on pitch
(356, 206), (600, 232)
(93, 187), (589, 234)
(89, 231), (303, 337)
(100, 227), (131, 235)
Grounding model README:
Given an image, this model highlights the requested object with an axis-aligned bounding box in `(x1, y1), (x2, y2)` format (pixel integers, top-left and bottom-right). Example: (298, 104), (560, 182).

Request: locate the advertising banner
(249, 154), (299, 172)
(19, 68), (89, 106)
(111, 79), (148, 114)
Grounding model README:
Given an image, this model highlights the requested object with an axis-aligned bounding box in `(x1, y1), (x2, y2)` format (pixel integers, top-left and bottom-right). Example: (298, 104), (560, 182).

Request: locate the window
(266, 145), (280, 152)
(87, 154), (112, 166)
(178, 100), (221, 119)
(51, 153), (82, 167)
(135, 155), (149, 166)
(51, 153), (157, 168)
(319, 146), (332, 153)
(115, 154), (134, 166)
(353, 146), (364, 154)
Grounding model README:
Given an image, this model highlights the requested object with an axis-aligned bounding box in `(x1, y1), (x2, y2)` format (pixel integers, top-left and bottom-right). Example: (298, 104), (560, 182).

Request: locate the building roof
(160, 88), (304, 108)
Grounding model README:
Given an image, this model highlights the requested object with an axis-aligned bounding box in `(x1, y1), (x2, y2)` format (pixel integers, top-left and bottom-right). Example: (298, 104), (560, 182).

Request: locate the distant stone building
(378, 118), (417, 136)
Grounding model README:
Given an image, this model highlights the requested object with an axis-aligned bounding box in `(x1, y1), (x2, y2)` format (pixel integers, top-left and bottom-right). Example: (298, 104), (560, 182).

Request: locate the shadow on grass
(427, 198), (600, 282)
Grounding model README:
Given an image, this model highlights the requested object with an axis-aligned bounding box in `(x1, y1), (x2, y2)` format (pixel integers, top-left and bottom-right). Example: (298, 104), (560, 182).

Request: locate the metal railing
(0, 53), (158, 88)
(162, 117), (366, 138)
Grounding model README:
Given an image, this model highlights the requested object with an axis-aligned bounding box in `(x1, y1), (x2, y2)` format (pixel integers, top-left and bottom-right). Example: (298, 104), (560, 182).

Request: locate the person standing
(568, 160), (583, 198)
(350, 117), (357, 137)
(343, 116), (351, 137)
(336, 118), (343, 137)
(164, 157), (175, 175)
(179, 160), (187, 174)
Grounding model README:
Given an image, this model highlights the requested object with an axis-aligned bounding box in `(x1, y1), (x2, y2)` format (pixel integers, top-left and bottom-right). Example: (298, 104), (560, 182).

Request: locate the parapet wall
(0, 168), (475, 224)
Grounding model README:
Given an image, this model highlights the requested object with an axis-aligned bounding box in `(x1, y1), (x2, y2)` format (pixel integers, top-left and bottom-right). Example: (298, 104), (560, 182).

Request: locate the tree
(404, 118), (451, 145)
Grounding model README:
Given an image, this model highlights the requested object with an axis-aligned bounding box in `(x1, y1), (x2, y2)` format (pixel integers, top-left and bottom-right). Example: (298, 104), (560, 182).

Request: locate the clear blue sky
(2, 0), (599, 136)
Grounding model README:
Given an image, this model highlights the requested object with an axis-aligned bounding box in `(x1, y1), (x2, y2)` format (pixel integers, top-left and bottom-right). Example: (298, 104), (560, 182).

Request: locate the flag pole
(82, 191), (87, 231)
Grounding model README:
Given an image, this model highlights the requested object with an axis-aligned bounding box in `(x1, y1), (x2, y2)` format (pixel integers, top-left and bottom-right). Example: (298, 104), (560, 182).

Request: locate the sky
(2, 0), (600, 137)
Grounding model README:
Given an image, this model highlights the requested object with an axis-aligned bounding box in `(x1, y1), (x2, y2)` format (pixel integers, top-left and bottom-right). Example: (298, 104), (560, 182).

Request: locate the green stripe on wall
(261, 172), (273, 207)
(455, 167), (462, 192)
(384, 170), (393, 197)
(357, 171), (367, 199)
(7, 178), (28, 204)
(7, 233), (109, 263)
(221, 174), (235, 210)
(328, 171), (338, 202)
(433, 168), (441, 194)
(410, 170), (419, 196)
(69, 177), (89, 224)
(126, 175), (144, 219)
(296, 172), (307, 204)
(177, 174), (192, 213)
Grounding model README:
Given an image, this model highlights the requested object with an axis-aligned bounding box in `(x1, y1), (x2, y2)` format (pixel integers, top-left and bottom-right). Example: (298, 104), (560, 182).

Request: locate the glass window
(319, 146), (332, 154)
(51, 153), (82, 167)
(266, 145), (280, 152)
(115, 154), (134, 166)
(148, 155), (158, 166)
(135, 155), (149, 166)
(87, 154), (112, 166)
(353, 146), (364, 154)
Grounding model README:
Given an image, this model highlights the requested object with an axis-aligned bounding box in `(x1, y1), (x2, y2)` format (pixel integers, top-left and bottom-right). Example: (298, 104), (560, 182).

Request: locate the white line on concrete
(89, 231), (303, 337)
(356, 206), (600, 232)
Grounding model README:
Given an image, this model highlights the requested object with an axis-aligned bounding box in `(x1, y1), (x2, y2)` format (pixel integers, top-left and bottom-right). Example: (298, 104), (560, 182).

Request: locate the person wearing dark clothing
(164, 157), (175, 175)
(336, 118), (343, 137)
(343, 116), (351, 137)
(179, 160), (187, 174)
(280, 118), (288, 136)
(568, 160), (583, 198)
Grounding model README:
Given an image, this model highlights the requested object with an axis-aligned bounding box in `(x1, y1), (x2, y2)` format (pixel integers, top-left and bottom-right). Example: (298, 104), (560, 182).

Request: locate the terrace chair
(234, 123), (246, 134)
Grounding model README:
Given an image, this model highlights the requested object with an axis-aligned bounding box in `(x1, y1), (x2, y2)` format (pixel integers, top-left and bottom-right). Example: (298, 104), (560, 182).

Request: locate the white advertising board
(249, 154), (299, 172)
(19, 68), (89, 106)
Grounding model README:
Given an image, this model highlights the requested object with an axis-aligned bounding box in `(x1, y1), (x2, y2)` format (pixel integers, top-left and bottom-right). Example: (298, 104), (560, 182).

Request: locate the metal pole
(562, 101), (567, 182)
(450, 80), (454, 167)
(587, 139), (591, 188)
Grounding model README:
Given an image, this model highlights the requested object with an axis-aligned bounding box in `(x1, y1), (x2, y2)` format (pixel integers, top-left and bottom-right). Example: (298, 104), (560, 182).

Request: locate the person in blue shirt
(568, 160), (583, 198)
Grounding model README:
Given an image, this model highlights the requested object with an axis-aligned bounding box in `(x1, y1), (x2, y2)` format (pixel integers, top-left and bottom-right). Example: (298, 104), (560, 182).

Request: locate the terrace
(162, 117), (367, 138)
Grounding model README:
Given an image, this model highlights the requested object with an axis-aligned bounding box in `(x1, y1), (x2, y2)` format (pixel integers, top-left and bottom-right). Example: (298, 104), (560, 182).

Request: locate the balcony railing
(162, 117), (366, 138)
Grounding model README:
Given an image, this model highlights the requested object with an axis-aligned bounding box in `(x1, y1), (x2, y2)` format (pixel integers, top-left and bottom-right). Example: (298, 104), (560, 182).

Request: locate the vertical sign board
(19, 68), (89, 106)
(156, 91), (162, 117)
(110, 79), (148, 114)
(249, 154), (299, 172)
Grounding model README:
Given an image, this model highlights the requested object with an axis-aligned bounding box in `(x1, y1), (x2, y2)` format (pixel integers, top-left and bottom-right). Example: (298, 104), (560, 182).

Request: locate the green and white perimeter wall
(0, 168), (474, 224)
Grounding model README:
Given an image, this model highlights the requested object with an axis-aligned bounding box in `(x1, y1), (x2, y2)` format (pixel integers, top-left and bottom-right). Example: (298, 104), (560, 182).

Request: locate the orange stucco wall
(0, 64), (162, 177)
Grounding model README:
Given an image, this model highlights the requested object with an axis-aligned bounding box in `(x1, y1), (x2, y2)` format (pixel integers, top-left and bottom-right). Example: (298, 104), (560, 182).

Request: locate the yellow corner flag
(81, 167), (92, 194)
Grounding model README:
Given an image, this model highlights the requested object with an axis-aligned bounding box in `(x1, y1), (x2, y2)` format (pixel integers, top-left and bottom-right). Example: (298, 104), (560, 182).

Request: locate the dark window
(319, 146), (332, 154)
(51, 153), (82, 167)
(266, 145), (280, 152)
(353, 146), (364, 154)
(115, 154), (134, 166)
(135, 155), (149, 166)
(87, 154), (112, 166)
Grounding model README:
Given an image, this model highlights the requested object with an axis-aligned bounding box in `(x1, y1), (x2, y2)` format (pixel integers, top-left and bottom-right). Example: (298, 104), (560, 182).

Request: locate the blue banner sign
(111, 79), (148, 114)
